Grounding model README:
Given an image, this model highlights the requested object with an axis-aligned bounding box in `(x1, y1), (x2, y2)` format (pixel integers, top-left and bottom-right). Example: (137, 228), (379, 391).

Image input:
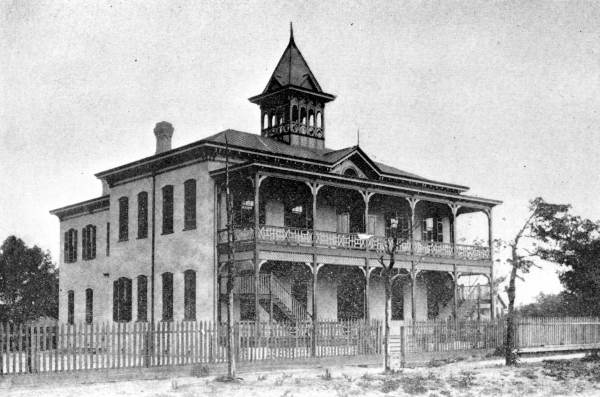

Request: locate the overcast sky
(2, 1), (600, 305)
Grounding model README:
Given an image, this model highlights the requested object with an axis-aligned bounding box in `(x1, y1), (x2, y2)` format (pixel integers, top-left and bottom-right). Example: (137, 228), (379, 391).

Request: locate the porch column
(309, 259), (323, 357)
(487, 208), (495, 320)
(449, 204), (460, 258)
(363, 259), (370, 320)
(253, 174), (266, 322)
(306, 182), (323, 246)
(452, 265), (459, 320)
(407, 198), (419, 324)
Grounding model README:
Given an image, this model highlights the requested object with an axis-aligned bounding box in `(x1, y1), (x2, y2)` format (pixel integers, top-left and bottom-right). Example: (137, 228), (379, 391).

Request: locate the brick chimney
(154, 121), (174, 154)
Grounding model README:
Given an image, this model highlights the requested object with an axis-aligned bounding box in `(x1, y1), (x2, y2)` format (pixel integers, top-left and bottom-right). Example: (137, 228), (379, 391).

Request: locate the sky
(2, 0), (600, 305)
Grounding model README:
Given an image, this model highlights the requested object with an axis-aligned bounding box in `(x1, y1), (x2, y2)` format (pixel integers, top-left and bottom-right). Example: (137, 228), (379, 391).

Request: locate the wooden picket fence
(0, 319), (382, 375)
(392, 316), (600, 364)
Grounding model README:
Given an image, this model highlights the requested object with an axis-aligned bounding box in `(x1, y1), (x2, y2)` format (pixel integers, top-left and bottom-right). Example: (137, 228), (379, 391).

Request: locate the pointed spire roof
(249, 24), (335, 104)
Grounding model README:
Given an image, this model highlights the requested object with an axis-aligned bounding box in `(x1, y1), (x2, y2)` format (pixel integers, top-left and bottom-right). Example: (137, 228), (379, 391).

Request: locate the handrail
(224, 224), (491, 261)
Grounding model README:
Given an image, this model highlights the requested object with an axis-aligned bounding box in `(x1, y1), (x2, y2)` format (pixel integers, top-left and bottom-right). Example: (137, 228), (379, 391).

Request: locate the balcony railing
(218, 225), (491, 261)
(263, 122), (324, 139)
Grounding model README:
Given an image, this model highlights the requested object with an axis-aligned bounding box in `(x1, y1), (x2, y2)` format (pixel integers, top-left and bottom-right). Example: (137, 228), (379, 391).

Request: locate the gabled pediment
(329, 148), (381, 180)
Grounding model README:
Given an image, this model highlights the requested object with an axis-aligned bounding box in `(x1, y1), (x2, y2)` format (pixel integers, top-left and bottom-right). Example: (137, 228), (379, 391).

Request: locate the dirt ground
(4, 353), (600, 396)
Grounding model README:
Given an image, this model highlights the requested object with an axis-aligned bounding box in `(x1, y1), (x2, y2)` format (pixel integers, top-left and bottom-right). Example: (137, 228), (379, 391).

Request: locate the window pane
(184, 270), (196, 321)
(68, 290), (74, 325)
(137, 275), (147, 322)
(85, 288), (93, 324)
(119, 197), (129, 241)
(162, 186), (174, 234)
(138, 192), (148, 239)
(162, 272), (173, 321)
(184, 180), (196, 230)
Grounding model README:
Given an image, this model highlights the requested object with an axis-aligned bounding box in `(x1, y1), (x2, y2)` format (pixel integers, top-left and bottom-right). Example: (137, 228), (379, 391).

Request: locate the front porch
(213, 166), (496, 326)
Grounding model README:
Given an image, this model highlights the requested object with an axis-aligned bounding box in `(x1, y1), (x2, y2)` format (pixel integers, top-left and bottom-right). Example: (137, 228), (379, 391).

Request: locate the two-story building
(50, 28), (501, 326)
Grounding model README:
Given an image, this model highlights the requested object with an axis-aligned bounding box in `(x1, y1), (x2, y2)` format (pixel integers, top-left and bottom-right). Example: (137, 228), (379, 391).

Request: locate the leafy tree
(0, 235), (59, 324)
(516, 292), (572, 317)
(532, 206), (600, 316)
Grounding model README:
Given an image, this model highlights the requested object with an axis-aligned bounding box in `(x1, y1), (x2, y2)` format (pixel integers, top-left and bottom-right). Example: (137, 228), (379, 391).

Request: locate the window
(106, 222), (110, 256)
(316, 111), (322, 128)
(82, 225), (96, 260)
(422, 217), (443, 242)
(292, 105), (298, 122)
(137, 192), (148, 239)
(64, 229), (77, 263)
(113, 277), (132, 322)
(67, 290), (74, 325)
(85, 288), (93, 324)
(137, 275), (147, 322)
(343, 168), (358, 178)
(162, 272), (173, 321)
(118, 197), (129, 241)
(184, 270), (196, 321)
(386, 215), (410, 240)
(162, 185), (174, 234)
(184, 179), (196, 230)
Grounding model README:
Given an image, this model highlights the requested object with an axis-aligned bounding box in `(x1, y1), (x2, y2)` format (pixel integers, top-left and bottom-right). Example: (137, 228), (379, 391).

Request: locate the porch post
(311, 257), (320, 357)
(487, 208), (495, 320)
(254, 173), (261, 323)
(450, 204), (460, 258)
(407, 198), (418, 323)
(364, 258), (370, 320)
(452, 265), (459, 320)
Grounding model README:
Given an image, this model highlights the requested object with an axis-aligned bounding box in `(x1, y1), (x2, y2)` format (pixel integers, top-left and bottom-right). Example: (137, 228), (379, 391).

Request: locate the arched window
(262, 113), (268, 130)
(118, 196), (129, 241)
(184, 179), (196, 230)
(82, 225), (96, 260)
(64, 229), (77, 263)
(137, 275), (147, 322)
(279, 115), (284, 125)
(113, 277), (132, 322)
(308, 110), (314, 127)
(316, 112), (322, 128)
(184, 270), (196, 321)
(271, 114), (276, 127)
(300, 108), (307, 125)
(67, 290), (74, 325)
(291, 105), (298, 122)
(137, 191), (148, 239)
(85, 288), (93, 324)
(162, 272), (173, 321)
(343, 168), (358, 178)
(162, 185), (174, 234)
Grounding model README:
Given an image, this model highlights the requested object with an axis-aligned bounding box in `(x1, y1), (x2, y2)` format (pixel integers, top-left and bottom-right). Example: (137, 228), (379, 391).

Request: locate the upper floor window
(67, 290), (74, 325)
(137, 275), (148, 322)
(343, 168), (358, 178)
(82, 225), (96, 260)
(184, 270), (196, 321)
(137, 191), (148, 239)
(162, 272), (173, 321)
(85, 288), (93, 324)
(422, 217), (443, 242)
(184, 179), (196, 230)
(162, 185), (174, 234)
(64, 228), (77, 263)
(386, 215), (410, 240)
(113, 277), (132, 322)
(106, 222), (110, 256)
(118, 197), (129, 241)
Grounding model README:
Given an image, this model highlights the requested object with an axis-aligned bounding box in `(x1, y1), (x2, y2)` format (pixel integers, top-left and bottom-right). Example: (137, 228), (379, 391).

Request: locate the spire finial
(290, 22), (294, 43)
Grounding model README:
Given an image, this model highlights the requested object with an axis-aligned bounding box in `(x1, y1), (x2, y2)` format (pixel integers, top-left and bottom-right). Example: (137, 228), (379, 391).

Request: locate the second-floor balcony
(217, 225), (491, 262)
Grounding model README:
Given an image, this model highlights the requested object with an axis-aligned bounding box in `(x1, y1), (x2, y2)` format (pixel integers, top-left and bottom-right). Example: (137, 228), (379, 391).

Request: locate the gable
(330, 152), (381, 180)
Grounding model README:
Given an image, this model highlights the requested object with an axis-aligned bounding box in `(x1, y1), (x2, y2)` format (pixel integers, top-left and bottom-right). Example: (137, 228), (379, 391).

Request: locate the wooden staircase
(229, 274), (309, 323)
(438, 284), (492, 320)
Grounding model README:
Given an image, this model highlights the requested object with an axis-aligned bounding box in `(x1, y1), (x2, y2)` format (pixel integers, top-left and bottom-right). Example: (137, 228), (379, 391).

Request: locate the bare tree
(503, 197), (569, 365)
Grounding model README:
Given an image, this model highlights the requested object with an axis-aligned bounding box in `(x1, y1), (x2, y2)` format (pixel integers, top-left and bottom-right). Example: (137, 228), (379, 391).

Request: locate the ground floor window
(85, 288), (93, 324)
(162, 272), (173, 321)
(184, 270), (196, 321)
(67, 290), (74, 324)
(113, 277), (132, 322)
(137, 275), (147, 322)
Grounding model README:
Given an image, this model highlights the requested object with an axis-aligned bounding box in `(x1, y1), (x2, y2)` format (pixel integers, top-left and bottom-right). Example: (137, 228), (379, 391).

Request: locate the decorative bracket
(358, 190), (375, 205)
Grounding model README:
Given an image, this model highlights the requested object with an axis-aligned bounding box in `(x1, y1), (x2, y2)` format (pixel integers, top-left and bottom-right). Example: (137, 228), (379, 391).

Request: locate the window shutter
(91, 226), (96, 259)
(64, 232), (68, 262)
(113, 280), (118, 321)
(82, 227), (87, 260)
(73, 230), (78, 261)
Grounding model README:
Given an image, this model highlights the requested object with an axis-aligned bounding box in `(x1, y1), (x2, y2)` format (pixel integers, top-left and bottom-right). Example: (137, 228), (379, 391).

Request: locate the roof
(263, 25), (323, 94)
(201, 129), (468, 190)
